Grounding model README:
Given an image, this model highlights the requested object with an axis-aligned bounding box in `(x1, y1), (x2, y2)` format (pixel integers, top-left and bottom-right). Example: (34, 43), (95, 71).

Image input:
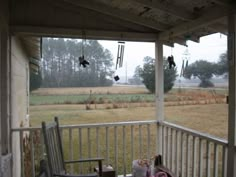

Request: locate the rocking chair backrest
(42, 117), (66, 176)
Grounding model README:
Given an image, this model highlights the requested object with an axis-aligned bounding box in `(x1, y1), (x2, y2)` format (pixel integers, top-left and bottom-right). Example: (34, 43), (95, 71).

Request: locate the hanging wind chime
(79, 31), (90, 68)
(180, 47), (190, 77)
(114, 41), (125, 81)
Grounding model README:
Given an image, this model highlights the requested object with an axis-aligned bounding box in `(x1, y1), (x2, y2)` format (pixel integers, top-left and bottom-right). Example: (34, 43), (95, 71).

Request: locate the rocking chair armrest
(53, 173), (98, 177)
(64, 158), (104, 164)
(64, 158), (103, 177)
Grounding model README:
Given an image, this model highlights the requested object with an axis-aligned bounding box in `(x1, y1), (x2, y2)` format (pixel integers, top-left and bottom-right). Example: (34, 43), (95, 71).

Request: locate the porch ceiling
(9, 0), (235, 59)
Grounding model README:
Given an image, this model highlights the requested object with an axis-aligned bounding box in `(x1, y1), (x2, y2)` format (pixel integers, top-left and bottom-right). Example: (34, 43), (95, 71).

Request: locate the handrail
(12, 120), (232, 177)
(12, 120), (228, 146)
(12, 119), (159, 176)
(11, 120), (158, 131)
(158, 121), (228, 146)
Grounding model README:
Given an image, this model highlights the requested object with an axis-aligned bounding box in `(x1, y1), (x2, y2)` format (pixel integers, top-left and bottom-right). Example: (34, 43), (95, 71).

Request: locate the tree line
(133, 56), (177, 93)
(31, 38), (114, 90)
(30, 38), (228, 92)
(133, 52), (228, 93)
(184, 52), (227, 87)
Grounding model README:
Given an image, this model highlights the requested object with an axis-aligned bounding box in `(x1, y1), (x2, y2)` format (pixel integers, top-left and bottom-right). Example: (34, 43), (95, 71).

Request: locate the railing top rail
(11, 120), (158, 132)
(11, 119), (228, 146)
(159, 121), (228, 146)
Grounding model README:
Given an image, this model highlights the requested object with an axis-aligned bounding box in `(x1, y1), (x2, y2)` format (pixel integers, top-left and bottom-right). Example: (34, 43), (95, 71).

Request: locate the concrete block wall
(11, 36), (30, 177)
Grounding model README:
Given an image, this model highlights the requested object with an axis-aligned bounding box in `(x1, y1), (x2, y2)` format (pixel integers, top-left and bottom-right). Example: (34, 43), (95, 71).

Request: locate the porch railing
(159, 121), (228, 177)
(11, 120), (229, 177)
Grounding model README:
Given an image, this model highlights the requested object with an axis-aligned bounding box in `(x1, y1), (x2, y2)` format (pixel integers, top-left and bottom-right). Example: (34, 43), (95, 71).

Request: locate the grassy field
(30, 86), (227, 105)
(30, 103), (228, 139)
(30, 86), (228, 139)
(30, 94), (155, 105)
(28, 86), (228, 175)
(30, 103), (228, 174)
(31, 86), (149, 95)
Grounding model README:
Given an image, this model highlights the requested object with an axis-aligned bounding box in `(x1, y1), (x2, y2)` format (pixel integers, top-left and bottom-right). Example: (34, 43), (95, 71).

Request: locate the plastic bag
(132, 159), (151, 177)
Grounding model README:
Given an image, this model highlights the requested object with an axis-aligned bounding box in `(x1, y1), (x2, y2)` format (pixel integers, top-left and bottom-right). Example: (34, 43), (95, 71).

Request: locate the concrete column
(227, 12), (236, 177)
(155, 40), (164, 155)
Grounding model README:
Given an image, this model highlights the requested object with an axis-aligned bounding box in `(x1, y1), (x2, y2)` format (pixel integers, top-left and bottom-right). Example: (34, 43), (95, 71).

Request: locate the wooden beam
(212, 0), (231, 7)
(11, 25), (191, 46)
(155, 40), (164, 122)
(53, 0), (153, 32)
(227, 11), (236, 177)
(0, 31), (2, 177)
(155, 40), (164, 155)
(209, 22), (228, 34)
(158, 6), (229, 40)
(10, 25), (158, 42)
(162, 41), (174, 48)
(0, 0), (8, 31)
(172, 37), (187, 46)
(185, 36), (200, 43)
(0, 29), (10, 155)
(63, 0), (169, 31)
(131, 0), (194, 21)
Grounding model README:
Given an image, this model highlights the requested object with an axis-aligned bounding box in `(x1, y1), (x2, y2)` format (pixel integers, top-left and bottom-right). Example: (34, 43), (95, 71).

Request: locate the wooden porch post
(0, 0), (11, 176)
(155, 40), (164, 155)
(1, 29), (10, 156)
(0, 29), (11, 177)
(227, 11), (236, 177)
(0, 27), (2, 177)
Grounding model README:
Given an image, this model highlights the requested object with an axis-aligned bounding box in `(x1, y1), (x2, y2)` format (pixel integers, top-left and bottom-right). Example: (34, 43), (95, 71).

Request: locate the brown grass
(165, 104), (228, 139)
(30, 103), (228, 139)
(31, 86), (149, 95)
(29, 87), (229, 175)
(29, 102), (228, 175)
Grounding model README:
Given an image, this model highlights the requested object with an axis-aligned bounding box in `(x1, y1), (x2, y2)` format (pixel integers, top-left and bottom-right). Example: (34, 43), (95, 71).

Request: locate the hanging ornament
(114, 75), (120, 81)
(167, 46), (175, 69)
(79, 55), (89, 68)
(116, 41), (125, 69)
(180, 47), (190, 77)
(114, 41), (125, 81)
(167, 47), (176, 69)
(185, 60), (188, 69)
(167, 55), (176, 69)
(180, 60), (185, 77)
(79, 31), (89, 68)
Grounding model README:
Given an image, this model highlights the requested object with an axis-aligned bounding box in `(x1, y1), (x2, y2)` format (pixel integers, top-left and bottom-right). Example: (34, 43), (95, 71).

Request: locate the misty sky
(99, 33), (227, 77)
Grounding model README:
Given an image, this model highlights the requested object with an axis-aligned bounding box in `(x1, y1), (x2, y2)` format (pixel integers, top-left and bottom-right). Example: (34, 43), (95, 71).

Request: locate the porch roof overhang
(9, 0), (235, 60)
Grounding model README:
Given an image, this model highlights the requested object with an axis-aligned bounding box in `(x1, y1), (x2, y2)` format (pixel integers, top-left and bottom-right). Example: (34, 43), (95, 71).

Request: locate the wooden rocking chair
(42, 117), (103, 177)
